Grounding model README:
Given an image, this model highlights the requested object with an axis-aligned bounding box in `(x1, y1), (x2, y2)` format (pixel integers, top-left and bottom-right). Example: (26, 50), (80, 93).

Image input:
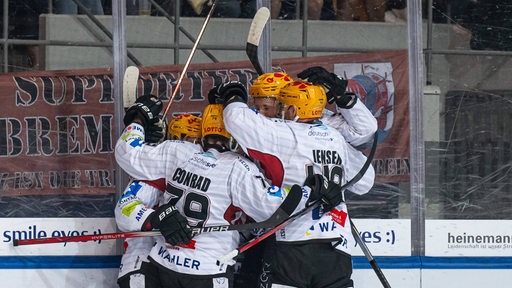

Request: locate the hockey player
(249, 72), (294, 118)
(211, 72), (376, 287)
(115, 112), (202, 288)
(249, 70), (377, 147)
(167, 113), (202, 144)
(115, 95), (343, 288)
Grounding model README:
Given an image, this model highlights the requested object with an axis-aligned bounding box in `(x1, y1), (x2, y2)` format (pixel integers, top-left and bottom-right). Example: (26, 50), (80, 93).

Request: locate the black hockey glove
(123, 94), (163, 128)
(145, 116), (167, 144)
(208, 81), (248, 106)
(304, 174), (344, 212)
(297, 66), (356, 109)
(143, 203), (193, 246)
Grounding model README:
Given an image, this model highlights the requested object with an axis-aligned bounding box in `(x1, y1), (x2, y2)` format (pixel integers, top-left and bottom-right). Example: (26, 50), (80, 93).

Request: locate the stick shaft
(217, 202), (320, 265)
(13, 231), (161, 246)
(13, 187), (301, 247)
(162, 2), (217, 118)
(350, 219), (391, 288)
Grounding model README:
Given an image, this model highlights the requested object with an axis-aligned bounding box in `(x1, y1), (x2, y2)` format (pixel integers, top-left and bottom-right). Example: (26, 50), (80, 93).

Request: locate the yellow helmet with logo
(278, 80), (327, 119)
(249, 72), (294, 98)
(168, 114), (202, 140)
(201, 104), (231, 139)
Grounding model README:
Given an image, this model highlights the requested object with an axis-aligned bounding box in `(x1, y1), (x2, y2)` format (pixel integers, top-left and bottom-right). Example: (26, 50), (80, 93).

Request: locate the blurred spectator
(384, 0), (406, 23)
(271, 0), (334, 20)
(7, 0), (50, 70)
(54, 0), (104, 14)
(460, 0), (512, 51)
(422, 0), (448, 23)
(335, 0), (387, 21)
(189, 0), (249, 18)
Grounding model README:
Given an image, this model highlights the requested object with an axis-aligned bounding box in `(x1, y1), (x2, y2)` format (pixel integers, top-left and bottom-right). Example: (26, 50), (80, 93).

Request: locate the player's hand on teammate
(304, 174), (344, 212)
(145, 115), (167, 144)
(297, 66), (356, 109)
(123, 94), (163, 128)
(208, 81), (248, 106)
(144, 203), (193, 246)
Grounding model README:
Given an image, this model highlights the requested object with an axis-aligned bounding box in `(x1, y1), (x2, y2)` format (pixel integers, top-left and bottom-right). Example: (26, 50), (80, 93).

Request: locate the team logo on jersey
(266, 186), (284, 199)
(189, 154), (217, 168)
(307, 125), (333, 141)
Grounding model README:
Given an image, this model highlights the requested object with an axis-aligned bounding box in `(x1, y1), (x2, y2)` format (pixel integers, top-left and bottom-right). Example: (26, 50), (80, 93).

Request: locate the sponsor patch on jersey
(266, 186), (284, 199)
(189, 153), (217, 168)
(129, 137), (144, 147)
(330, 209), (348, 227)
(121, 201), (139, 217)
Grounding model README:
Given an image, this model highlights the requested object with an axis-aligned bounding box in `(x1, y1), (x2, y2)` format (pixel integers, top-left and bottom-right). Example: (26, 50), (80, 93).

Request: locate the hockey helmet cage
(168, 114), (202, 140)
(201, 104), (231, 139)
(278, 80), (327, 119)
(250, 72), (294, 98)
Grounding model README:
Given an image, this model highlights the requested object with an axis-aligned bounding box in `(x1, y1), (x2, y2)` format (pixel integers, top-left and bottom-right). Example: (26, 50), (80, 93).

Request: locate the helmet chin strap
(229, 138), (239, 152)
(280, 104), (300, 121)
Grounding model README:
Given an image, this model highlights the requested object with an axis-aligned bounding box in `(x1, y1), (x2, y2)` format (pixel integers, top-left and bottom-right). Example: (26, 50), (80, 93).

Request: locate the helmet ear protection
(278, 80), (327, 120)
(250, 72), (294, 98)
(168, 114), (202, 141)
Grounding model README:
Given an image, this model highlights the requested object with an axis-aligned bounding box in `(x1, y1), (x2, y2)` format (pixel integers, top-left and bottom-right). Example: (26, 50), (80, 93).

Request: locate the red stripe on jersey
(247, 149), (285, 186)
(141, 178), (166, 191)
(224, 205), (249, 225)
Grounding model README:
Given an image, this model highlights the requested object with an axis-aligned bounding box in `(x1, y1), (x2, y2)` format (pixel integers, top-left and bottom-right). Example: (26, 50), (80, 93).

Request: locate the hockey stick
(162, 1), (217, 119)
(13, 185), (302, 247)
(350, 219), (391, 288)
(246, 7), (270, 75)
(217, 132), (379, 265)
(123, 66), (140, 108)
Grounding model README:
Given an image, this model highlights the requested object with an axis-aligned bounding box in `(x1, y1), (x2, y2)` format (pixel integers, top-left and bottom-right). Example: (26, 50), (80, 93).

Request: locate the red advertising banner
(0, 50), (408, 199)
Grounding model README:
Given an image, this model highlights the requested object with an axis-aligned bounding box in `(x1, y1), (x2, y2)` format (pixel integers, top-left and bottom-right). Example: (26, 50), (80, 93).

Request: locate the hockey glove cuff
(334, 92), (358, 109)
(143, 204), (193, 246)
(304, 174), (344, 212)
(145, 116), (167, 144)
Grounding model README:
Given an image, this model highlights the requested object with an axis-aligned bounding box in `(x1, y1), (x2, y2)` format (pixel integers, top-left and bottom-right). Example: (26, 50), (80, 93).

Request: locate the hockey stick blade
(123, 66), (139, 108)
(14, 186), (303, 247)
(246, 7), (270, 75)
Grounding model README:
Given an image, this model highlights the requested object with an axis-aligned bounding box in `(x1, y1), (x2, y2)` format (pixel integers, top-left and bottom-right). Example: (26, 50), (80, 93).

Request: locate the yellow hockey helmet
(201, 104), (231, 139)
(278, 80), (327, 119)
(249, 72), (294, 98)
(168, 114), (202, 140)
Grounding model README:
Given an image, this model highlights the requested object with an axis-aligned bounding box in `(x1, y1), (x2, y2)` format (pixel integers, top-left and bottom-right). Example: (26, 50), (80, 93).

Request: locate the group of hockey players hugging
(114, 66), (377, 288)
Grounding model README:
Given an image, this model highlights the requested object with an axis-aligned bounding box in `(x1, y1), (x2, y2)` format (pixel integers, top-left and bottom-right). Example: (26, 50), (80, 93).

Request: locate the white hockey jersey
(224, 101), (376, 255)
(115, 124), (309, 276)
(321, 101), (378, 147)
(115, 179), (164, 278)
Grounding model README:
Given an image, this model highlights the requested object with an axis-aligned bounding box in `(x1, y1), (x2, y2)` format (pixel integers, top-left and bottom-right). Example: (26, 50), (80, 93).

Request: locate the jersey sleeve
(115, 123), (200, 181)
(223, 102), (286, 154)
(322, 101), (377, 147)
(343, 143), (376, 195)
(228, 156), (308, 222)
(115, 180), (162, 232)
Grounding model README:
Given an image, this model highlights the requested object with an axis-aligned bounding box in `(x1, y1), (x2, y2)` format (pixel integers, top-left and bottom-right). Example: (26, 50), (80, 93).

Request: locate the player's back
(148, 148), (248, 276)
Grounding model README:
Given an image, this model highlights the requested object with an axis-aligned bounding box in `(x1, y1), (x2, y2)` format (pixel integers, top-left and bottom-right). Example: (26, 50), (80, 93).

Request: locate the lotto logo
(204, 127), (224, 133)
